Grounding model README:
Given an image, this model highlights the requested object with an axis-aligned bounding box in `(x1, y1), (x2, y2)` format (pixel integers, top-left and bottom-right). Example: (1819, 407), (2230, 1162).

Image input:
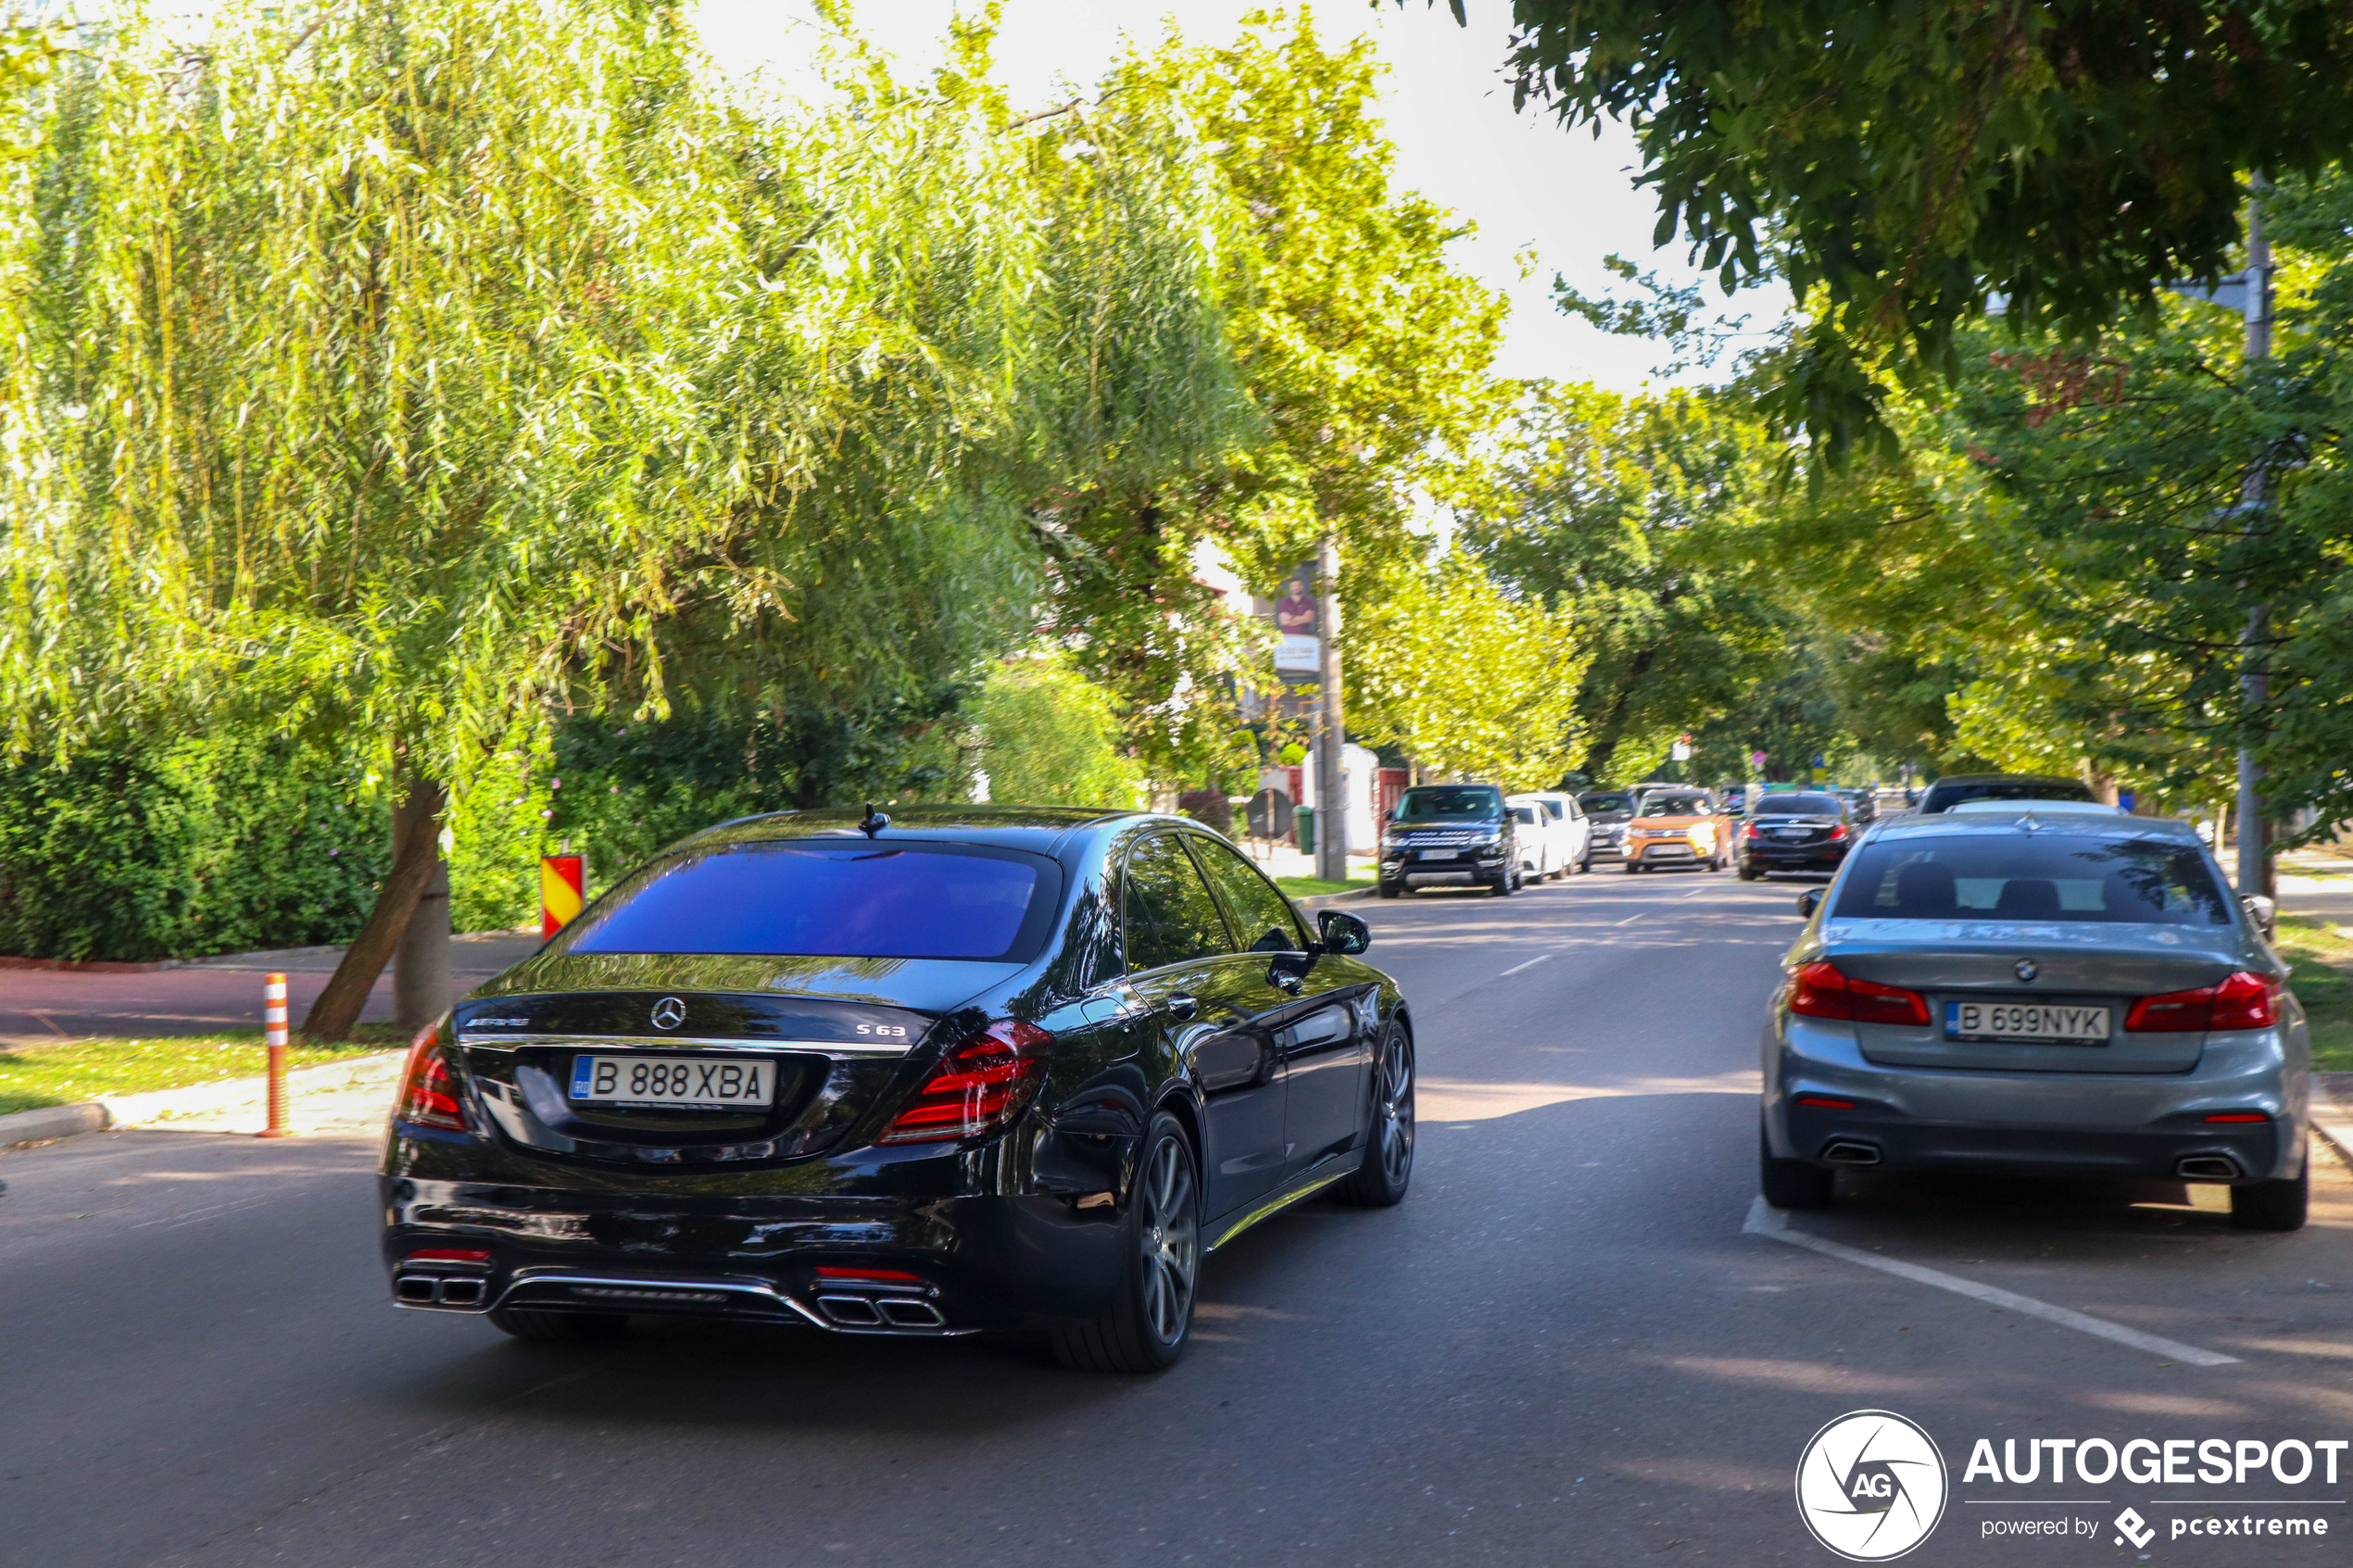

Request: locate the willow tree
(0, 0), (1245, 1033)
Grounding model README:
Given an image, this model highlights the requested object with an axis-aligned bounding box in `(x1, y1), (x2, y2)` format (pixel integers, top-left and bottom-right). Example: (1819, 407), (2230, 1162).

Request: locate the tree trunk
(301, 777), (446, 1042)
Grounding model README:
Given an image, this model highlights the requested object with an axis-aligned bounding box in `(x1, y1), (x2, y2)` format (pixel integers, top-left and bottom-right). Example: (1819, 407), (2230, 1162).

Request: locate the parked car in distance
(1737, 791), (1856, 879)
(1761, 808), (2309, 1231)
(1508, 791), (1594, 878)
(1579, 789), (1638, 861)
(1914, 772), (2097, 814)
(1379, 783), (1522, 897)
(1833, 787), (1879, 825)
(1622, 787), (1733, 873)
(1722, 784), (1750, 816)
(382, 805), (1416, 1374)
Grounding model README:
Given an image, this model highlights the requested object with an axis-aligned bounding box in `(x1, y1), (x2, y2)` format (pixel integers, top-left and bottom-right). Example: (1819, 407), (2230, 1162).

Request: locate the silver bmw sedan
(1760, 808), (2310, 1230)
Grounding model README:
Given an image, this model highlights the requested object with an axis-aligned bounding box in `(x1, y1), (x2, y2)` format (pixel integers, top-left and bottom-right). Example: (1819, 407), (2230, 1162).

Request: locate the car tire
(1737, 862), (1761, 882)
(1759, 1124), (1834, 1210)
(1334, 1022), (1414, 1207)
(2230, 1154), (2309, 1232)
(1377, 878), (1402, 898)
(1051, 1112), (1201, 1374)
(1489, 871), (1514, 897)
(1577, 847), (1592, 873)
(1622, 859), (1640, 873)
(486, 1307), (629, 1344)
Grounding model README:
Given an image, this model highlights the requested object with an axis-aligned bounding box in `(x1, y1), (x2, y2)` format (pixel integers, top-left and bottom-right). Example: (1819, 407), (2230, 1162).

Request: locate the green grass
(2269, 912), (2353, 1071)
(1276, 875), (1374, 898)
(0, 1028), (404, 1115)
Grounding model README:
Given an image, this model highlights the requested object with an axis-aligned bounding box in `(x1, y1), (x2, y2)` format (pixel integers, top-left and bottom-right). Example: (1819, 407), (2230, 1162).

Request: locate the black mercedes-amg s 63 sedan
(382, 805), (1414, 1372)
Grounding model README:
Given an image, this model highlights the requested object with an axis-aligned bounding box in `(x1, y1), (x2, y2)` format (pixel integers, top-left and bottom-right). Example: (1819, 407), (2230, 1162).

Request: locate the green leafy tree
(969, 653), (1144, 809)
(1348, 551), (1588, 791)
(1439, 0), (2353, 464)
(0, 0), (1246, 1027)
(1466, 383), (1784, 784)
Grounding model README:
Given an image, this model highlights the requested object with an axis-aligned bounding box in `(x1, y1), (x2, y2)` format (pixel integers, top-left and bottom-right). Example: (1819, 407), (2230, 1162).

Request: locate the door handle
(1166, 991), (1200, 1021)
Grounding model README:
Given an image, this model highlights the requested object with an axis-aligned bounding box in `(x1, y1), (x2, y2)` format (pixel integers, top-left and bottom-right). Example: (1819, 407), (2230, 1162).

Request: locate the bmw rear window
(1831, 835), (2229, 925)
(557, 841), (1063, 960)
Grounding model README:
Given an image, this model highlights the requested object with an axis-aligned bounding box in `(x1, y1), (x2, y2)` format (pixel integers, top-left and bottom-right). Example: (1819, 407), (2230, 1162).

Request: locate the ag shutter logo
(1796, 1411), (1949, 1562)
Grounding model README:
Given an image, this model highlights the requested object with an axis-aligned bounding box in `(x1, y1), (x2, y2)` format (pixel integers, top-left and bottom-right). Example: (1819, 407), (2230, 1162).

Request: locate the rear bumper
(1741, 842), (1850, 872)
(1764, 1015), (2309, 1182)
(381, 1117), (1135, 1332)
(1627, 842), (1708, 864)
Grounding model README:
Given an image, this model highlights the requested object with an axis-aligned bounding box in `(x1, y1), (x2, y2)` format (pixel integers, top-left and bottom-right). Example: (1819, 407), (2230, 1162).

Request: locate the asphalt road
(3, 868), (2349, 1566)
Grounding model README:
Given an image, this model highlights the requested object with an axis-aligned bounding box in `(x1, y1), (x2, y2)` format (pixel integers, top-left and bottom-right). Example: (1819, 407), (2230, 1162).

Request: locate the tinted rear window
(1396, 786), (1503, 822)
(561, 842), (1058, 960)
(1580, 793), (1634, 817)
(1831, 835), (2229, 926)
(1755, 795), (1843, 816)
(1925, 778), (2094, 811)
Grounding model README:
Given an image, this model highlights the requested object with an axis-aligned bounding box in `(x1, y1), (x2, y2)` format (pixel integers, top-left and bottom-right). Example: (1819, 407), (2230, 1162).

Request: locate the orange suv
(1621, 787), (1732, 873)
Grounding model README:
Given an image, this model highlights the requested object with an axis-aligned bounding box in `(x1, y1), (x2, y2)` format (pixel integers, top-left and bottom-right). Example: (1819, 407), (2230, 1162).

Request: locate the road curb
(2313, 1073), (2353, 1173)
(0, 1100), (110, 1150)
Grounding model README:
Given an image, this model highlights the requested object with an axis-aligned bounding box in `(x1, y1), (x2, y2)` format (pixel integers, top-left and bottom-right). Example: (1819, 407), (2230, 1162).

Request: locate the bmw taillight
(396, 1021), (468, 1131)
(2125, 972), (2281, 1033)
(876, 1020), (1052, 1145)
(1787, 961), (1930, 1026)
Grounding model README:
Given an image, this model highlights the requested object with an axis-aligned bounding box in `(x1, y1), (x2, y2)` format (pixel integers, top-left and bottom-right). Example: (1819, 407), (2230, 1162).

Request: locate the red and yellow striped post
(540, 854), (585, 938)
(256, 972), (292, 1139)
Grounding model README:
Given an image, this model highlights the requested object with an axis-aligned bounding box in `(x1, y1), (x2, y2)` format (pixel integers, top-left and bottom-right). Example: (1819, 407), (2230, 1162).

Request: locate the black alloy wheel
(487, 1307), (629, 1344)
(1051, 1112), (1201, 1373)
(1758, 1123), (1833, 1210)
(2231, 1150), (2309, 1232)
(1336, 1022), (1415, 1206)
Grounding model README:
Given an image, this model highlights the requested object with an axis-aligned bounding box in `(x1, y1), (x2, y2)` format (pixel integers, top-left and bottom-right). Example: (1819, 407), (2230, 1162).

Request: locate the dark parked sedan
(1915, 772), (2096, 813)
(382, 806), (1414, 1373)
(1736, 792), (1856, 878)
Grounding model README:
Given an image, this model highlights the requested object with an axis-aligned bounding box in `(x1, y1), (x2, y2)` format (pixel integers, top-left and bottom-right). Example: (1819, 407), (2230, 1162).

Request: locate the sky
(690, 0), (1775, 394)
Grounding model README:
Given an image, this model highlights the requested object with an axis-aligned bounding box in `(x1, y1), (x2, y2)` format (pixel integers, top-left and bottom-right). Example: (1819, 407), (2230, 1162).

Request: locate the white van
(1506, 791), (1594, 879)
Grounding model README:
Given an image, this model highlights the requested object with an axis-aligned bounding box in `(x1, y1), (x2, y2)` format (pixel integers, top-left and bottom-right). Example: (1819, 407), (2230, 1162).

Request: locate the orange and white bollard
(257, 971), (292, 1139)
(540, 853), (585, 938)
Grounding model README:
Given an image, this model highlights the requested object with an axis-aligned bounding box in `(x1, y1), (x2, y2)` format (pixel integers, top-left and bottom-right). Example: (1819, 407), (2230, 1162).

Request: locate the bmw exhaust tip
(2176, 1154), (2245, 1181)
(1820, 1140), (1882, 1167)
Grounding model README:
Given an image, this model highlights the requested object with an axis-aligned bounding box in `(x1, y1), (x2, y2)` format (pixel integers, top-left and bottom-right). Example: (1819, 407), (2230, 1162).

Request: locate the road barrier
(257, 972), (291, 1139)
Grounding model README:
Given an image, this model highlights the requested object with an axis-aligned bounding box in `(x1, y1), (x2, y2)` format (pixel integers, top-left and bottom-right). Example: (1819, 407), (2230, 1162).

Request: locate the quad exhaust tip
(1820, 1140), (1882, 1167)
(815, 1294), (947, 1330)
(395, 1274), (486, 1307)
(2176, 1155), (2245, 1181)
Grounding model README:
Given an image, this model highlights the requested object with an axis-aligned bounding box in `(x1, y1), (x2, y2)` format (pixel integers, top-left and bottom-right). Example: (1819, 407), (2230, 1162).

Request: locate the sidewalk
(0, 930), (540, 1045)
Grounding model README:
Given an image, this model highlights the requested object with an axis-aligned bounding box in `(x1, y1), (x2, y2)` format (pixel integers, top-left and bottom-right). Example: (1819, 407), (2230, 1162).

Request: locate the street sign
(1271, 560), (1319, 673)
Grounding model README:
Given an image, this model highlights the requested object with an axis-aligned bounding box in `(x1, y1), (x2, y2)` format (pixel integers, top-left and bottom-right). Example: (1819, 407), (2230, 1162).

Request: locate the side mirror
(1317, 909), (1372, 955)
(1794, 888), (1823, 919)
(2242, 894), (2277, 939)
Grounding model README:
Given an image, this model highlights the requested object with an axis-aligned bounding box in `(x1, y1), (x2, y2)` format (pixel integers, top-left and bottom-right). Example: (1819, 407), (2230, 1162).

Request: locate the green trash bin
(1295, 804), (1315, 855)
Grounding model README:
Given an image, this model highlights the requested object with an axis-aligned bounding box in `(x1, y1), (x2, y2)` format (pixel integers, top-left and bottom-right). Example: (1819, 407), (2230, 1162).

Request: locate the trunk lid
(450, 957), (1012, 1165)
(1818, 920), (2244, 1074)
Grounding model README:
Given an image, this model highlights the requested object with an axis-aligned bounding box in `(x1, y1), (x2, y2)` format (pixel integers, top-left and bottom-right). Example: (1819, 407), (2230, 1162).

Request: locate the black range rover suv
(383, 807), (1414, 1373)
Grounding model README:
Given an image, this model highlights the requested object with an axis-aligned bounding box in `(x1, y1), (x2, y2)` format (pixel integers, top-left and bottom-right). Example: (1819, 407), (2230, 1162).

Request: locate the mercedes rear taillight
(396, 1021), (468, 1131)
(875, 1020), (1052, 1145)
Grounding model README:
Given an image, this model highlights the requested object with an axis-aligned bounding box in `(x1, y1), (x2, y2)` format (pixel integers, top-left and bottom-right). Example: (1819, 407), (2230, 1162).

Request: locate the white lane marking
(1499, 952), (1556, 976)
(1616, 913), (1644, 925)
(1742, 1197), (2238, 1367)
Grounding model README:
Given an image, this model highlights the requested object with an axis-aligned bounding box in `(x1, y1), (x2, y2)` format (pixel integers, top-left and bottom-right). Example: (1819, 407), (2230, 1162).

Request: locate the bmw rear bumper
(1764, 1017), (2309, 1183)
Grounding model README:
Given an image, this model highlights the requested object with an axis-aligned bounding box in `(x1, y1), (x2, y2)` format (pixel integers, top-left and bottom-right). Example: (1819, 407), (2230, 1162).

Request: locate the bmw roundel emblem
(2014, 959), (2038, 983)
(650, 996), (687, 1030)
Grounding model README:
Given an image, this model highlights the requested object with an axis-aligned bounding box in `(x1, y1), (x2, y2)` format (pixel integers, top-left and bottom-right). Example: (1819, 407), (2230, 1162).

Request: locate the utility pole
(2235, 179), (2273, 898)
(1315, 535), (1349, 884)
